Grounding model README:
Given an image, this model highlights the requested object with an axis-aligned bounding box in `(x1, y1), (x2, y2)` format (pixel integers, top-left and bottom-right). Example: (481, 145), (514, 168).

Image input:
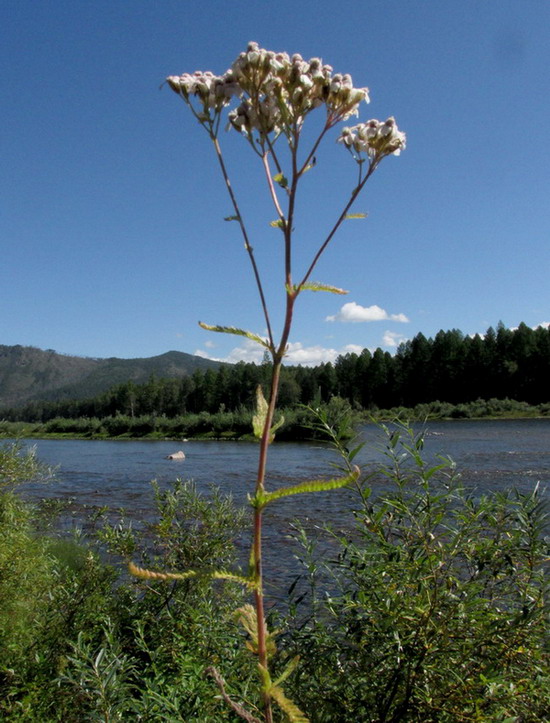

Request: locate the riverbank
(1, 397), (549, 441)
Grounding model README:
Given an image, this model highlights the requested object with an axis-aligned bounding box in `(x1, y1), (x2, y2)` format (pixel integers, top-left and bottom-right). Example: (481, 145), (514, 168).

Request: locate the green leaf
(270, 413), (285, 437)
(128, 562), (197, 581)
(270, 219), (285, 229)
(224, 215), (240, 222)
(273, 172), (288, 189)
(270, 685), (309, 723)
(252, 385), (269, 440)
(258, 466), (360, 507)
(252, 385), (284, 443)
(298, 281), (348, 295)
(211, 570), (257, 590)
(198, 322), (270, 348)
(273, 656), (301, 687)
(344, 212), (367, 220)
(129, 562), (256, 589)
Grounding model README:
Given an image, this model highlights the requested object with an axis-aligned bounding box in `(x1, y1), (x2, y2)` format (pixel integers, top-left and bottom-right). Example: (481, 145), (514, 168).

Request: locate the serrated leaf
(269, 219), (285, 229)
(273, 656), (301, 687)
(258, 466), (360, 507)
(199, 322), (270, 348)
(299, 281), (348, 295)
(252, 386), (284, 443)
(273, 172), (288, 189)
(224, 215), (240, 222)
(270, 685), (309, 723)
(129, 562), (255, 589)
(344, 212), (367, 220)
(211, 571), (258, 589)
(252, 385), (268, 440)
(129, 562), (197, 581)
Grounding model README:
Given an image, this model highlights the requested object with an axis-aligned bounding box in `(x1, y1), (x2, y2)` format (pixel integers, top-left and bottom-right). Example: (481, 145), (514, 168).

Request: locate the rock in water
(166, 450), (185, 460)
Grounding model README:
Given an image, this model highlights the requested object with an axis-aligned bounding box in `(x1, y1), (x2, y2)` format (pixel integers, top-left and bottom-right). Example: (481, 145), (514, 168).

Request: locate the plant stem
(211, 135), (275, 350)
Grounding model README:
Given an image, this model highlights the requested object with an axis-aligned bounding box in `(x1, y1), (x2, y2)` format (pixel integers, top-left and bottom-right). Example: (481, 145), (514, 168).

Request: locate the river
(13, 418), (550, 594)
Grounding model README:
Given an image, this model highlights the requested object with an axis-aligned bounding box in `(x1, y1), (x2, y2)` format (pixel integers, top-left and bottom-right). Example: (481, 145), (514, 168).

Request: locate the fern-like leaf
(252, 386), (269, 440)
(199, 323), (270, 349)
(344, 212), (367, 220)
(273, 656), (301, 687)
(270, 685), (309, 723)
(252, 386), (284, 443)
(258, 466), (360, 507)
(129, 563), (255, 589)
(292, 281), (348, 295)
(236, 606), (278, 657)
(128, 562), (196, 581)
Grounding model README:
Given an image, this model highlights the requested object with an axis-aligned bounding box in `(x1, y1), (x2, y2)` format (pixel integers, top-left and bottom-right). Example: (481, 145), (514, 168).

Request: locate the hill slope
(0, 345), (222, 408)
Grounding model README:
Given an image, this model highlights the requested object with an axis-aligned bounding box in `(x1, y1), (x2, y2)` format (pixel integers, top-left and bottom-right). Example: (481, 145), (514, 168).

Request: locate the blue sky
(2, 1), (549, 365)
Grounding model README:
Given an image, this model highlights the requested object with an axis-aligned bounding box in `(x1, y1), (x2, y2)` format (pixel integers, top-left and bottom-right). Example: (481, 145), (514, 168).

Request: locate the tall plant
(130, 42), (405, 722)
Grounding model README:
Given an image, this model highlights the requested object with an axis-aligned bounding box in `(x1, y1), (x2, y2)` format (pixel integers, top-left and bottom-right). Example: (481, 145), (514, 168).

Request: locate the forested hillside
(2, 322), (549, 422)
(0, 345), (222, 407)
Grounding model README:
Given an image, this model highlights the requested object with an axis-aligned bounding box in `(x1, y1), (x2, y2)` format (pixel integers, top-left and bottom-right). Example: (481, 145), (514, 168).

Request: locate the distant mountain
(0, 345), (222, 408)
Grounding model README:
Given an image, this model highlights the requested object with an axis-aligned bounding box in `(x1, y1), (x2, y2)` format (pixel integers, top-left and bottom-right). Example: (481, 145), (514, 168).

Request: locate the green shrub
(0, 460), (254, 721)
(281, 422), (550, 722)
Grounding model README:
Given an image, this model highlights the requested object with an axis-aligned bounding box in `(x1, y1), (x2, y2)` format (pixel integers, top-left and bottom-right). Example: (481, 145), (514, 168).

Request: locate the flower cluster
(167, 41), (372, 138)
(166, 70), (241, 113)
(337, 117), (406, 158)
(229, 42), (370, 132)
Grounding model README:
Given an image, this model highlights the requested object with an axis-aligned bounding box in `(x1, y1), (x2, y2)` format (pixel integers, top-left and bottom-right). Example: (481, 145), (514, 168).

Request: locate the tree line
(2, 322), (549, 423)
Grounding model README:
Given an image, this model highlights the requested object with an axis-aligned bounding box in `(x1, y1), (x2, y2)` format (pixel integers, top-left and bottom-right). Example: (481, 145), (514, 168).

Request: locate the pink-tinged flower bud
(379, 116), (396, 137)
(166, 76), (183, 93)
(349, 87), (369, 105)
(330, 73), (343, 93)
(341, 74), (353, 89)
(337, 127), (355, 146)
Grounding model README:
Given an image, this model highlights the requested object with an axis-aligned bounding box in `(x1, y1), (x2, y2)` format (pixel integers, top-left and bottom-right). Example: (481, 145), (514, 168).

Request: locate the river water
(14, 419), (550, 593)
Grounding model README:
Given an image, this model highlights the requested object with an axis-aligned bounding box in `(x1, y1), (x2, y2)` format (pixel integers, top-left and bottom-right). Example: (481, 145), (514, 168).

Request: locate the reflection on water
(14, 419), (550, 592)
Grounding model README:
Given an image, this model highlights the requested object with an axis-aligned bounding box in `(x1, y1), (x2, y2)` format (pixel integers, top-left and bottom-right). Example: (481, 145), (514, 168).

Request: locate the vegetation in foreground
(1, 424), (549, 721)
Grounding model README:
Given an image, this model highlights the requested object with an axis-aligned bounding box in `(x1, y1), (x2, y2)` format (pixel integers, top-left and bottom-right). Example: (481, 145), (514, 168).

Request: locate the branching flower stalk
(132, 42), (405, 722)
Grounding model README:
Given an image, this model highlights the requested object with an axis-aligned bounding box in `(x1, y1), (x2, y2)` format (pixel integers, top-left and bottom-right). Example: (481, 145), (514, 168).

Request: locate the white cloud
(326, 302), (409, 324)
(194, 339), (265, 365)
(382, 330), (407, 348)
(194, 339), (368, 367)
(341, 343), (364, 355)
(193, 348), (217, 360)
